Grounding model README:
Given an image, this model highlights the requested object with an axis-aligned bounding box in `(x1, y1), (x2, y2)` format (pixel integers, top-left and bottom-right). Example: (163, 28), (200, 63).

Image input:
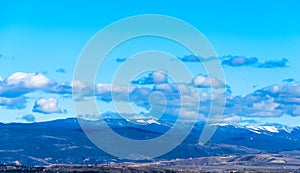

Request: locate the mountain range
(1, 117), (300, 166)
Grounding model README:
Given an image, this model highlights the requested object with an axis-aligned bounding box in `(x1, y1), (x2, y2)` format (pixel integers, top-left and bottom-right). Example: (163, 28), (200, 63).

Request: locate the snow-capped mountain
(244, 125), (297, 134)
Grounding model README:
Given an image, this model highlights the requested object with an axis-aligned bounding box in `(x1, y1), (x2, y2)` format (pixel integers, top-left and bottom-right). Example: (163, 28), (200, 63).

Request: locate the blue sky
(0, 1), (300, 125)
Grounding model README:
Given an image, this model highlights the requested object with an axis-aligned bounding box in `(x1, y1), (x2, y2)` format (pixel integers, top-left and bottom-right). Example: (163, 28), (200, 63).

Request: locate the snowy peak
(244, 125), (296, 134)
(210, 123), (295, 134)
(246, 125), (279, 134)
(135, 119), (161, 125)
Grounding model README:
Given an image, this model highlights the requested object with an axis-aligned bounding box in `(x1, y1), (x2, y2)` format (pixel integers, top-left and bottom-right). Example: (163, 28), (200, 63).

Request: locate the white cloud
(291, 106), (300, 116)
(192, 74), (225, 88)
(225, 90), (284, 117)
(0, 97), (15, 105)
(176, 84), (191, 95)
(7, 72), (52, 88)
(153, 83), (174, 92)
(0, 72), (55, 98)
(70, 80), (86, 93)
(152, 70), (167, 83)
(253, 98), (280, 112)
(4, 70), (300, 120)
(132, 70), (168, 85)
(0, 96), (26, 109)
(33, 98), (62, 114)
(96, 83), (136, 95)
(95, 83), (137, 102)
(222, 115), (241, 122)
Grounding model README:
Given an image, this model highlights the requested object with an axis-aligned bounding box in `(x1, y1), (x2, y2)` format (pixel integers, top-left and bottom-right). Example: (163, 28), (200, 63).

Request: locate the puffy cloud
(0, 72), (87, 98)
(0, 72), (53, 97)
(94, 81), (201, 118)
(253, 98), (279, 112)
(70, 80), (87, 93)
(192, 74), (225, 88)
(46, 81), (72, 95)
(290, 105), (300, 116)
(253, 84), (300, 117)
(0, 72), (201, 117)
(33, 98), (63, 114)
(55, 68), (66, 73)
(224, 82), (300, 117)
(132, 70), (167, 85)
(0, 96), (26, 109)
(129, 86), (152, 109)
(257, 58), (289, 68)
(222, 55), (258, 67)
(250, 98), (283, 117)
(22, 114), (35, 122)
(3, 70), (300, 120)
(153, 83), (175, 92)
(225, 93), (283, 117)
(92, 78), (222, 120)
(171, 94), (200, 108)
(0, 72), (196, 110)
(96, 83), (137, 102)
(0, 76), (3, 81)
(6, 72), (52, 88)
(258, 84), (300, 102)
(152, 70), (168, 83)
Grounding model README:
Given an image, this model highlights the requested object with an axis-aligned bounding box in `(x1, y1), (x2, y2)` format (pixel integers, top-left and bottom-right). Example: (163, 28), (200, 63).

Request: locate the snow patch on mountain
(135, 119), (161, 125)
(147, 119), (161, 125)
(280, 126), (294, 133)
(210, 123), (229, 127)
(136, 119), (147, 124)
